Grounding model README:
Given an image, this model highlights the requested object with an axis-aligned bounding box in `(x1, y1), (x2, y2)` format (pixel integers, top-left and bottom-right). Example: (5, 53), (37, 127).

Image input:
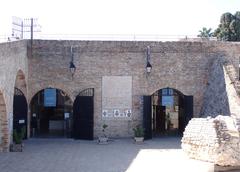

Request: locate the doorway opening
(13, 88), (28, 139)
(13, 70), (28, 139)
(73, 88), (94, 140)
(152, 88), (184, 136)
(143, 87), (193, 139)
(30, 88), (72, 138)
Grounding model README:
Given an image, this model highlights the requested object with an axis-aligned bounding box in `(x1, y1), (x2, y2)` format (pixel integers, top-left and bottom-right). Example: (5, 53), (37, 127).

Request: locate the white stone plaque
(102, 76), (132, 108)
(102, 76), (132, 119)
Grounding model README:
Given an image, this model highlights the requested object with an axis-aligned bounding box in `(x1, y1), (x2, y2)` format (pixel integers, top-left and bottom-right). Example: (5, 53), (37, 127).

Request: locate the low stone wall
(181, 116), (240, 166)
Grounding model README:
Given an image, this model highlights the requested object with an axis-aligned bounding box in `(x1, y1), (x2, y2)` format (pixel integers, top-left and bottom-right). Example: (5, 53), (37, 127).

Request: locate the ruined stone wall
(182, 116), (240, 166)
(0, 41), (28, 151)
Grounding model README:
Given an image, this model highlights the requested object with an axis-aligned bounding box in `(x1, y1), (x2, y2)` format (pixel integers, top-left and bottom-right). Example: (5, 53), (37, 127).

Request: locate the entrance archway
(30, 88), (73, 138)
(143, 87), (193, 139)
(152, 88), (184, 136)
(13, 88), (28, 139)
(13, 70), (28, 139)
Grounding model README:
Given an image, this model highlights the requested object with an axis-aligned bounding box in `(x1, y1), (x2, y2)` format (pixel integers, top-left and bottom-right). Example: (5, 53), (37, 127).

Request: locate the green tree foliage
(198, 27), (213, 38)
(214, 11), (240, 41)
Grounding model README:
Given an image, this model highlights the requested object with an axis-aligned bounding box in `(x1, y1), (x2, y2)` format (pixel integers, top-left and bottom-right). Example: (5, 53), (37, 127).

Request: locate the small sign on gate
(19, 119), (25, 124)
(64, 113), (70, 119)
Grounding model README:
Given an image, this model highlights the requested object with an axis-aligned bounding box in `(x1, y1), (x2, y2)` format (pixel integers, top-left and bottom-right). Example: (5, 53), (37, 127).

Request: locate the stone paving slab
(0, 137), (226, 172)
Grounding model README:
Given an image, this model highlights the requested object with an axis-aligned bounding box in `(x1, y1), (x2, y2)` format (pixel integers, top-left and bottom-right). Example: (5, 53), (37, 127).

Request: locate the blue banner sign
(162, 96), (174, 106)
(44, 88), (56, 107)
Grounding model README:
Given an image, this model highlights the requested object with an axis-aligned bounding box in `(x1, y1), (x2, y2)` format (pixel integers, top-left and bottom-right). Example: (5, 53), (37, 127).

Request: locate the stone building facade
(0, 39), (239, 152)
(0, 41), (28, 151)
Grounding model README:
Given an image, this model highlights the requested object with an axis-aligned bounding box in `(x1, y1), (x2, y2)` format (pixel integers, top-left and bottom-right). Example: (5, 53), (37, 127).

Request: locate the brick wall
(0, 39), (239, 150)
(28, 40), (240, 138)
(0, 40), (28, 151)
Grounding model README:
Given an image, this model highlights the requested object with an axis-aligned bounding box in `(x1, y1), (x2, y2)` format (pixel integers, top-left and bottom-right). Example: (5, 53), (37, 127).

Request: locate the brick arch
(149, 85), (188, 96)
(29, 85), (73, 104)
(0, 91), (8, 152)
(150, 87), (185, 96)
(14, 69), (27, 97)
(29, 87), (73, 106)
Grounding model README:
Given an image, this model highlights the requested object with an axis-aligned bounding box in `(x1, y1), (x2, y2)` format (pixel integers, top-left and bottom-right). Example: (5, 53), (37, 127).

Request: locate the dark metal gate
(13, 88), (28, 139)
(143, 96), (152, 140)
(73, 88), (94, 140)
(182, 95), (193, 133)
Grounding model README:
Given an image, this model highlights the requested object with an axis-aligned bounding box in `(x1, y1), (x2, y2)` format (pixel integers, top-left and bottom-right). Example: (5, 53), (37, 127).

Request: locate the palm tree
(198, 27), (213, 38)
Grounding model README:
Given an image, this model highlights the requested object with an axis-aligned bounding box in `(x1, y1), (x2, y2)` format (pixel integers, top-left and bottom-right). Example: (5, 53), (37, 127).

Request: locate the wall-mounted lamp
(146, 46), (152, 73)
(69, 46), (76, 80)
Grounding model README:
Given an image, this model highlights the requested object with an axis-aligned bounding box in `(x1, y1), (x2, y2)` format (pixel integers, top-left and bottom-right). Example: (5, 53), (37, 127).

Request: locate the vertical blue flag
(162, 96), (174, 106)
(44, 88), (56, 107)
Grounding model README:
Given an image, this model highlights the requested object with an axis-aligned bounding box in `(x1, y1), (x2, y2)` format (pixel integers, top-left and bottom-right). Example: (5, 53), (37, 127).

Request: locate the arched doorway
(73, 88), (94, 140)
(152, 88), (184, 136)
(143, 87), (193, 139)
(13, 88), (28, 139)
(30, 88), (73, 138)
(13, 70), (28, 139)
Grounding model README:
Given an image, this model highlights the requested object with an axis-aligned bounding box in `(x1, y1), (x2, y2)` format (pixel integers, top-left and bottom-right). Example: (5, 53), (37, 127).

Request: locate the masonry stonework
(0, 41), (28, 151)
(182, 116), (240, 166)
(182, 51), (240, 165)
(0, 40), (240, 153)
(29, 40), (240, 138)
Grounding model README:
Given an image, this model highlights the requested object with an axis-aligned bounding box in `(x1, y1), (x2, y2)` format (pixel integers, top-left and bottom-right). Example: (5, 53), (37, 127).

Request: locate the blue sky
(0, 0), (239, 39)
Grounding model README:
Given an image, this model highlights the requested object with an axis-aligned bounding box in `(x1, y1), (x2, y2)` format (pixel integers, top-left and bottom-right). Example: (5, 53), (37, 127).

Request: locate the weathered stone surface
(0, 41), (28, 152)
(200, 58), (230, 117)
(200, 56), (240, 117)
(0, 40), (240, 151)
(102, 76), (132, 119)
(182, 116), (240, 166)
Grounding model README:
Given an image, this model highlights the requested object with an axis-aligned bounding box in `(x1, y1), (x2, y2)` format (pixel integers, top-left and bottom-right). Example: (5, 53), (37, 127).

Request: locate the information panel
(44, 88), (56, 107)
(162, 96), (174, 106)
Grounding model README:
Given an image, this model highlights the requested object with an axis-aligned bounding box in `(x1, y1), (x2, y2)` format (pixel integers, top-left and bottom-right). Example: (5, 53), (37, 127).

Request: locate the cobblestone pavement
(0, 137), (217, 172)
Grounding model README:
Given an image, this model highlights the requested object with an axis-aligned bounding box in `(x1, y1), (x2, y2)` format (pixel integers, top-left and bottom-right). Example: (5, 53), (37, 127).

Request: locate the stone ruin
(181, 115), (240, 166)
